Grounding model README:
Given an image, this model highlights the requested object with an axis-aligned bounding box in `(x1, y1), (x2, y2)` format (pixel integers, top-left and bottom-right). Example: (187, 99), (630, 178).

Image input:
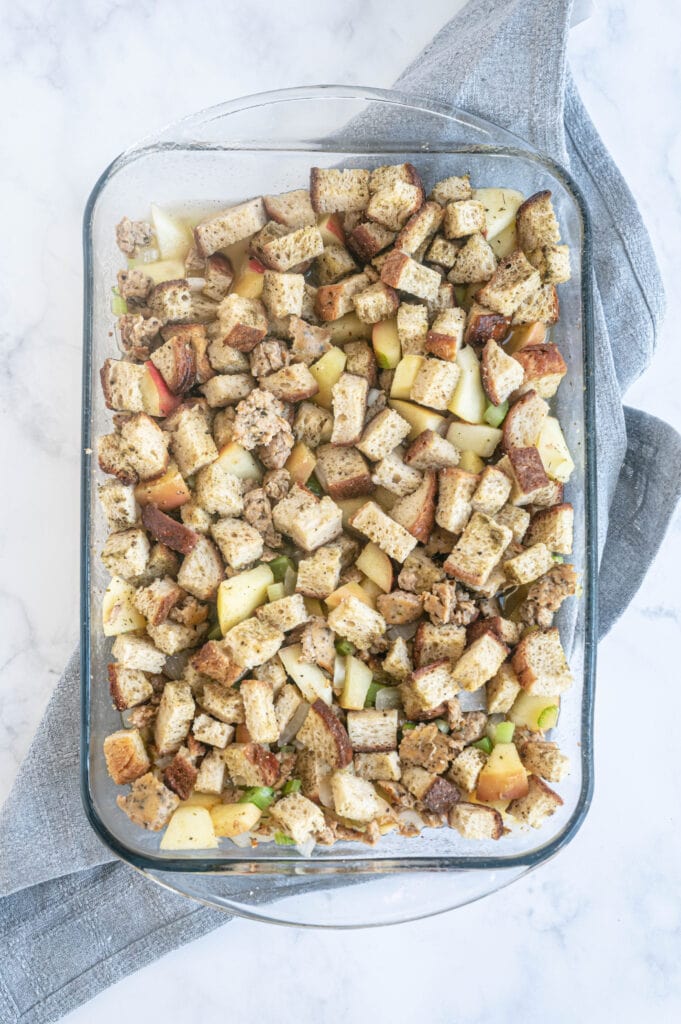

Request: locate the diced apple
(372, 318), (401, 369)
(504, 322), (547, 354)
(215, 441), (263, 481)
(150, 203), (193, 261)
(360, 577), (382, 605)
(140, 361), (183, 417)
(317, 213), (345, 247)
(160, 806), (218, 850)
(285, 441), (317, 486)
(304, 597), (325, 617)
(508, 691), (561, 732)
(102, 576), (146, 636)
(279, 643), (333, 705)
(327, 311), (372, 344)
(325, 581), (374, 611)
(336, 496), (368, 530)
(448, 345), (487, 424)
(476, 742), (528, 803)
(472, 188), (524, 240)
(140, 259), (186, 285)
(537, 416), (575, 483)
(231, 257), (266, 299)
(310, 347), (347, 409)
(390, 355), (424, 399)
(388, 399), (447, 440)
(267, 582), (286, 602)
(446, 421), (502, 458)
(372, 486), (398, 512)
(356, 542), (393, 593)
(489, 221), (517, 260)
(459, 450), (485, 473)
(210, 801), (262, 838)
(134, 462), (191, 511)
(339, 654), (373, 710)
(181, 792), (222, 809)
(217, 564), (274, 634)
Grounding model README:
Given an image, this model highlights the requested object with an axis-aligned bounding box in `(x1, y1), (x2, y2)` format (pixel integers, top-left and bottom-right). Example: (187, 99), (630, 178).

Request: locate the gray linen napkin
(2, 1), (680, 1020)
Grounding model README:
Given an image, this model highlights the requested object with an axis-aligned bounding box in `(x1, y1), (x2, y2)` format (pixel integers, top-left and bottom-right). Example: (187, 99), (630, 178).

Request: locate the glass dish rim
(80, 83), (598, 877)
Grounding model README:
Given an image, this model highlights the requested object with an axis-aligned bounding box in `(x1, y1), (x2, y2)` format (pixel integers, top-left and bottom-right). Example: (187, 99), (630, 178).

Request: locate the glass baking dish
(81, 85), (597, 926)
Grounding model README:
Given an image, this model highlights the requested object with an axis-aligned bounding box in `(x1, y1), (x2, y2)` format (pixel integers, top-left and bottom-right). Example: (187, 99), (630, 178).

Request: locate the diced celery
(483, 400), (509, 428)
(364, 681), (385, 708)
(306, 473), (323, 497)
(472, 737), (493, 754)
(282, 779), (302, 795)
(537, 705), (559, 730)
(433, 718), (450, 734)
(283, 565), (297, 596)
(110, 287), (128, 316)
(491, 721), (515, 744)
(335, 639), (356, 656)
(274, 830), (296, 846)
(267, 555), (295, 582)
(401, 722), (417, 732)
(552, 554), (565, 563)
(206, 622), (222, 641)
(238, 787), (275, 810)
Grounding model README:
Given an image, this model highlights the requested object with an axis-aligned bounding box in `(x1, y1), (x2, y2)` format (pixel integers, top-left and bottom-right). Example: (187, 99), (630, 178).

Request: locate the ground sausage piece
(450, 711), (488, 746)
(257, 430), (295, 470)
(232, 389), (294, 451)
(115, 216), (153, 257)
(399, 723), (458, 774)
(299, 616), (336, 675)
(117, 268), (154, 305)
(423, 583), (479, 626)
(249, 339), (289, 379)
(118, 313), (162, 360)
(375, 590), (423, 625)
(518, 564), (578, 627)
(243, 487), (282, 548)
(263, 469), (291, 501)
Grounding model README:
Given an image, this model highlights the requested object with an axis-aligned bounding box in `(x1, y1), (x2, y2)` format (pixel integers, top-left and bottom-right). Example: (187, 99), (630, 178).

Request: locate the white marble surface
(1, 0), (680, 1020)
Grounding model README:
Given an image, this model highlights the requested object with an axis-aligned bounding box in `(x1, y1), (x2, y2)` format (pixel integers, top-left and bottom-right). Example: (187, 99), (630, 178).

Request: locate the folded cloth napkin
(2, 1), (680, 1020)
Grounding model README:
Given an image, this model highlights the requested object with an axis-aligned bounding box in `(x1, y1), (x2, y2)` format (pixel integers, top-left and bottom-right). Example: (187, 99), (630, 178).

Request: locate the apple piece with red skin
(231, 257), (266, 299)
(141, 361), (182, 417)
(134, 462), (191, 511)
(317, 213), (345, 247)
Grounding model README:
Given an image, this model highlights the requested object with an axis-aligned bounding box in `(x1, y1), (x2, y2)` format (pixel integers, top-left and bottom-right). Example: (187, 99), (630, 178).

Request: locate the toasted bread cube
(516, 191), (561, 252)
(436, 467), (479, 534)
(101, 528), (150, 580)
(376, 590), (423, 625)
(349, 501), (418, 562)
(443, 199), (486, 239)
(347, 709), (399, 752)
(367, 180), (423, 231)
(330, 772), (384, 821)
(120, 413), (169, 481)
(177, 536), (223, 601)
(199, 683), (245, 724)
(410, 357), (460, 411)
(463, 302), (510, 347)
(382, 636), (413, 682)
(444, 512), (512, 588)
(371, 448), (423, 497)
(500, 447), (553, 506)
(507, 773), (563, 827)
(346, 221), (395, 262)
(401, 765), (460, 813)
(223, 617), (284, 670)
(425, 235), (460, 269)
(310, 168), (370, 213)
(145, 619), (207, 656)
(100, 358), (146, 413)
(380, 251), (441, 302)
(215, 294), (268, 352)
(108, 664), (154, 710)
(315, 244), (358, 284)
(194, 198), (267, 256)
(511, 343), (567, 399)
(168, 404), (218, 476)
(296, 544), (343, 599)
(512, 627), (572, 695)
(256, 594), (309, 633)
(315, 272), (371, 321)
(389, 470), (436, 543)
(223, 743), (280, 787)
(261, 271), (305, 319)
(413, 622), (466, 668)
(210, 518), (262, 570)
(486, 662), (522, 713)
(448, 801), (503, 839)
(260, 363), (319, 404)
(272, 483), (343, 551)
(398, 548), (444, 593)
(103, 728), (150, 785)
(448, 747), (488, 792)
(369, 163), (423, 194)
(200, 373), (254, 408)
(264, 189), (316, 228)
(396, 302), (429, 355)
(400, 660), (459, 718)
(344, 340), (378, 387)
(327, 595), (387, 652)
(494, 504), (531, 544)
(448, 234), (497, 284)
(503, 542), (553, 585)
(354, 751), (401, 782)
(116, 772), (180, 831)
(297, 698), (353, 768)
(192, 712), (233, 749)
(98, 481), (139, 531)
(404, 430), (460, 470)
(154, 681), (195, 756)
(315, 444), (373, 500)
(194, 462), (244, 517)
(426, 308), (466, 360)
(270, 792), (328, 845)
(240, 679), (279, 743)
(149, 279), (193, 324)
(294, 402), (334, 449)
(527, 243), (570, 284)
(476, 250), (541, 316)
(511, 284), (560, 326)
(430, 174), (472, 204)
(395, 201), (444, 255)
(357, 407), (412, 462)
(111, 633), (166, 673)
(451, 632), (508, 692)
(330, 373), (368, 445)
(258, 224), (324, 272)
(471, 466), (512, 516)
(481, 339), (525, 406)
(519, 740), (569, 783)
(353, 281), (400, 324)
(525, 503), (574, 555)
(195, 750), (227, 795)
(133, 575), (184, 627)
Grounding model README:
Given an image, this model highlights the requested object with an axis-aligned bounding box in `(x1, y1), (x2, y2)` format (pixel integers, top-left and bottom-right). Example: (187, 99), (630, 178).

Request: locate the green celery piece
(111, 287), (128, 316)
(274, 831), (297, 846)
(335, 638), (356, 656)
(433, 718), (450, 734)
(268, 555), (295, 582)
(483, 400), (509, 428)
(239, 787), (275, 810)
(492, 721), (515, 744)
(537, 706), (559, 730)
(472, 737), (493, 754)
(282, 779), (302, 795)
(206, 623), (222, 641)
(401, 722), (417, 732)
(306, 474), (324, 497)
(552, 554), (565, 563)
(364, 681), (385, 708)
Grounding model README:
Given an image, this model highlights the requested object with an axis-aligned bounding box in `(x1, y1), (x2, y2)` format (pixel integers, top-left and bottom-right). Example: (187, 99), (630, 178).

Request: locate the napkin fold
(2, 1), (679, 1020)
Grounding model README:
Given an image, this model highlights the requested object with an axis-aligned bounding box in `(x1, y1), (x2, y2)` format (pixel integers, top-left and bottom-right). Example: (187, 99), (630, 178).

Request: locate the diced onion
(375, 686), (401, 710)
(278, 700), (310, 746)
(295, 838), (316, 858)
(457, 689), (487, 712)
(318, 775), (334, 809)
(230, 832), (254, 849)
